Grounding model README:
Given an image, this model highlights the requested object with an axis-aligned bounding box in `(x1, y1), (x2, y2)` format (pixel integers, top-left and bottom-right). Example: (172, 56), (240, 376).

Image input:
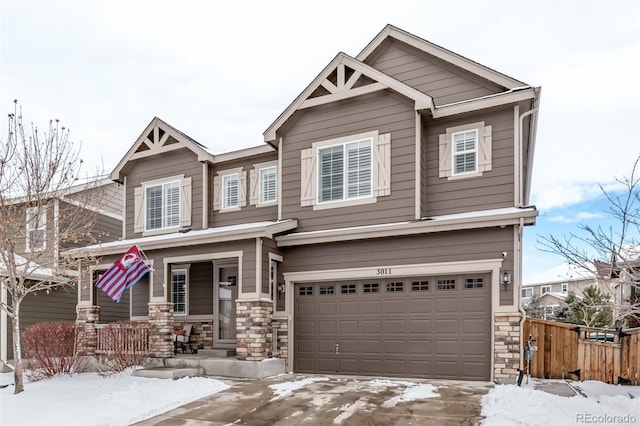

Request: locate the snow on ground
(481, 380), (640, 426)
(0, 370), (229, 426)
(268, 376), (329, 401)
(369, 379), (439, 407)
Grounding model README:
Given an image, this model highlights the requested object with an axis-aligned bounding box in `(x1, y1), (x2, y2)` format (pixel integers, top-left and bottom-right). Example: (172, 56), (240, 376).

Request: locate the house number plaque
(376, 268), (392, 275)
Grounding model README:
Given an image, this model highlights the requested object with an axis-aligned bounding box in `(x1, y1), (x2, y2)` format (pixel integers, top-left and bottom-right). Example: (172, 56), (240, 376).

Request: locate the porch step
(198, 349), (236, 358)
(133, 367), (203, 380)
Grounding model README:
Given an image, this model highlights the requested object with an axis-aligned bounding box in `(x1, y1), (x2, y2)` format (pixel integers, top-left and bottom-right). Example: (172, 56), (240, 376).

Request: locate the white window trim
(451, 128), (478, 176)
(522, 287), (533, 298)
(26, 206), (46, 252)
(222, 173), (240, 210)
(541, 285), (551, 294)
(136, 174), (191, 237)
(561, 283), (568, 293)
(439, 121), (492, 180)
(214, 167), (246, 213)
(269, 253), (284, 317)
(258, 165), (278, 206)
(144, 180), (181, 232)
(171, 267), (189, 316)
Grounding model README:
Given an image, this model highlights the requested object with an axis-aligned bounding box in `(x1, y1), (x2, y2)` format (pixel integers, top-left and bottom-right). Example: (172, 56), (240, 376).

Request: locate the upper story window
(260, 166), (277, 204)
(300, 131), (391, 210)
(561, 283), (568, 293)
(213, 168), (247, 212)
(452, 129), (477, 175)
(26, 206), (46, 252)
(223, 174), (239, 209)
(439, 121), (492, 180)
(134, 175), (192, 235)
(145, 181), (180, 230)
(522, 287), (533, 298)
(541, 285), (551, 295)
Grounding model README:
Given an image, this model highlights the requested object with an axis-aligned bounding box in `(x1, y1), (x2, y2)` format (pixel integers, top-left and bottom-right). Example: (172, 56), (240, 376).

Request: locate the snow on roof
(524, 263), (596, 286)
(0, 253), (69, 282)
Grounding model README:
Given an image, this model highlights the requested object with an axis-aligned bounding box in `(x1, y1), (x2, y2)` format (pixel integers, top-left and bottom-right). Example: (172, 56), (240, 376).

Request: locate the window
(320, 285), (335, 295)
(561, 283), (568, 293)
(223, 174), (239, 209)
(439, 122), (492, 180)
(437, 279), (456, 291)
(452, 129), (477, 175)
(145, 181), (180, 231)
(541, 285), (551, 295)
(412, 281), (429, 291)
(299, 286), (313, 296)
(26, 206), (46, 251)
(464, 278), (484, 289)
(341, 284), (357, 294)
(522, 287), (533, 298)
(319, 139), (372, 203)
(172, 269), (187, 315)
(363, 283), (379, 293)
(300, 131), (390, 209)
(386, 282), (403, 292)
(259, 166), (277, 204)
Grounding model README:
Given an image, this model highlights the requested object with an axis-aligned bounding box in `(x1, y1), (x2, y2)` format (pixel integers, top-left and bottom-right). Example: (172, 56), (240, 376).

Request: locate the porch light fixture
(501, 271), (511, 290)
(277, 283), (285, 294)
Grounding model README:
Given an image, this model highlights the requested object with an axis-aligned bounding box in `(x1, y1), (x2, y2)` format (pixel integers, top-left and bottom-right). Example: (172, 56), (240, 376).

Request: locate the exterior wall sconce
(501, 271), (511, 290)
(277, 283), (285, 294)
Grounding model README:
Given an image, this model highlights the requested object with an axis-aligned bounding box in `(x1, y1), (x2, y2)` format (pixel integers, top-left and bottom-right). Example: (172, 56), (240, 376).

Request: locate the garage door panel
(384, 319), (406, 334)
(297, 301), (316, 315)
(317, 301), (337, 315)
(409, 319), (431, 333)
(463, 340), (489, 355)
(408, 299), (431, 313)
(383, 299), (406, 313)
(339, 320), (358, 333)
(339, 358), (358, 372)
(462, 318), (490, 334)
(384, 359), (408, 374)
(296, 320), (315, 334)
(435, 340), (458, 355)
(317, 320), (336, 334)
(361, 319), (382, 334)
(317, 357), (338, 372)
(409, 340), (431, 355)
(338, 301), (359, 314)
(339, 340), (358, 353)
(461, 297), (489, 313)
(434, 319), (458, 333)
(361, 300), (382, 314)
(361, 359), (382, 374)
(434, 297), (458, 312)
(384, 339), (407, 354)
(433, 360), (458, 377)
(317, 339), (337, 354)
(361, 339), (382, 354)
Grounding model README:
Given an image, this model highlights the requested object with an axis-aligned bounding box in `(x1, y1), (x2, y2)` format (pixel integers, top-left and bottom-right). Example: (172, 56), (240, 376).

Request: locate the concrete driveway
(135, 374), (492, 426)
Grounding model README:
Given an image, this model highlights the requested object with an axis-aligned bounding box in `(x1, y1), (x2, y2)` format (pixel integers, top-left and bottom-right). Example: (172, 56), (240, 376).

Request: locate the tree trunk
(11, 299), (23, 394)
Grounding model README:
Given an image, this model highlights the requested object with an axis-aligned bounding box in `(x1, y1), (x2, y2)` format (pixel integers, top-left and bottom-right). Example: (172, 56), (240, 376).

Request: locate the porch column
(148, 302), (174, 358)
(236, 300), (273, 361)
(76, 305), (100, 356)
(494, 313), (522, 383)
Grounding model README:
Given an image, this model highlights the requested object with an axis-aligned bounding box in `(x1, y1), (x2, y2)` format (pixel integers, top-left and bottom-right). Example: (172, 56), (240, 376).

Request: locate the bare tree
(538, 155), (640, 328)
(0, 101), (104, 393)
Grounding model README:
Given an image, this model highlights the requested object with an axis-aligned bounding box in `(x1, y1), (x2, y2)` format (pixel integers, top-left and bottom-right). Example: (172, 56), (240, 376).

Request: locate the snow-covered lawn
(481, 379), (640, 426)
(0, 370), (229, 426)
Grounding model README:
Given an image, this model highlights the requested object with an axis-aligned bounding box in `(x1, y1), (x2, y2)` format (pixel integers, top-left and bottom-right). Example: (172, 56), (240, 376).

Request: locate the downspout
(518, 108), (537, 208)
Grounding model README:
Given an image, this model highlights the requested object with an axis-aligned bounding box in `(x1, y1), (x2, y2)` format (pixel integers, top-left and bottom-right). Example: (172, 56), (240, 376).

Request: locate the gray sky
(2, 0), (639, 277)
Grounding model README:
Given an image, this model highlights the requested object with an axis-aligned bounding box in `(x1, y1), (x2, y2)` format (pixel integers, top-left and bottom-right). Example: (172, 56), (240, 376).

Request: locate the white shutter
(373, 133), (391, 197)
(180, 177), (192, 227)
(249, 169), (258, 205)
(213, 176), (221, 211)
(239, 171), (247, 207)
(478, 125), (492, 172)
(134, 187), (144, 233)
(438, 133), (452, 178)
(300, 147), (316, 207)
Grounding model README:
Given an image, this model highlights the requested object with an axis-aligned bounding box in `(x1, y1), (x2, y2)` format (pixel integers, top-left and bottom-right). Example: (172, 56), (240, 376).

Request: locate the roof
(0, 253), (69, 283)
(524, 263), (597, 286)
(64, 219), (298, 257)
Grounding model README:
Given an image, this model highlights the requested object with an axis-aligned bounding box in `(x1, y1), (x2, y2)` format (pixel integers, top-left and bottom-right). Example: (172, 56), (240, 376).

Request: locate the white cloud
(548, 211), (605, 223)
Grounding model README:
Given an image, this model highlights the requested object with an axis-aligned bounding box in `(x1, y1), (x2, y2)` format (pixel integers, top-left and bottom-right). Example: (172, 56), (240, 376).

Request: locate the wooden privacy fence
(523, 318), (640, 385)
(95, 322), (150, 355)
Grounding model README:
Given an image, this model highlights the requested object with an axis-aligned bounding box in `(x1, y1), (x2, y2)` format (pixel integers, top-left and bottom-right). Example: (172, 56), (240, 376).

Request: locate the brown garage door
(294, 274), (491, 380)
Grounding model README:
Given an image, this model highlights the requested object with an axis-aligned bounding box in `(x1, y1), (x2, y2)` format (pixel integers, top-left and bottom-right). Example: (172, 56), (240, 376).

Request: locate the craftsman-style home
(71, 25), (540, 382)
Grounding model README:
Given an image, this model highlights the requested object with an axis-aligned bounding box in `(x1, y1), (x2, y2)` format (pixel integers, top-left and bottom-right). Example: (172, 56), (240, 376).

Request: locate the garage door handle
(335, 343), (340, 354)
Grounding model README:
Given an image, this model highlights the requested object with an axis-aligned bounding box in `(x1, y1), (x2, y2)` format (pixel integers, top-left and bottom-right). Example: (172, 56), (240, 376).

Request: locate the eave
(276, 207), (537, 247)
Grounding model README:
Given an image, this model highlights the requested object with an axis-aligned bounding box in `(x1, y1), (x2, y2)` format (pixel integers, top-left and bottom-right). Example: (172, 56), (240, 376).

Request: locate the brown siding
(125, 148), (203, 238)
(281, 91), (416, 232)
(64, 181), (123, 216)
(188, 261), (214, 315)
(424, 107), (515, 216)
(131, 274), (150, 317)
(281, 227), (515, 305)
(367, 39), (504, 106)
(97, 290), (130, 322)
(261, 237), (282, 295)
(209, 152), (278, 228)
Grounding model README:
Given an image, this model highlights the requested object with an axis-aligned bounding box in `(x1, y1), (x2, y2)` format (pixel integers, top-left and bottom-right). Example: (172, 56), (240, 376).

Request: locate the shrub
(22, 322), (79, 380)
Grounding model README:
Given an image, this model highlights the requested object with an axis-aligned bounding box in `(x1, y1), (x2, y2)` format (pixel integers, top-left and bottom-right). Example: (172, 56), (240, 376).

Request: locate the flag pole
(137, 244), (164, 288)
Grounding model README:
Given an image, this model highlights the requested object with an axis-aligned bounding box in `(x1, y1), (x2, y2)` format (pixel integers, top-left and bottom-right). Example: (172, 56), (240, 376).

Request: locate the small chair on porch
(172, 324), (195, 355)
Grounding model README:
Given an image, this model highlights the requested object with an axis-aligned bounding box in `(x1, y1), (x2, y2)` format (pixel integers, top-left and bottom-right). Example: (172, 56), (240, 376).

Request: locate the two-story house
(71, 25), (540, 383)
(0, 178), (122, 372)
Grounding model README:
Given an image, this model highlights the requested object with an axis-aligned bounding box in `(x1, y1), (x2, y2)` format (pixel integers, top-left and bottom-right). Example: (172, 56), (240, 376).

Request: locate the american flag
(96, 245), (151, 303)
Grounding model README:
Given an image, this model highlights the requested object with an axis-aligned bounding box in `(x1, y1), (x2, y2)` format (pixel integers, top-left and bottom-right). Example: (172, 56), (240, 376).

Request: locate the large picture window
(172, 269), (187, 315)
(145, 181), (179, 230)
(26, 206), (46, 252)
(318, 138), (372, 203)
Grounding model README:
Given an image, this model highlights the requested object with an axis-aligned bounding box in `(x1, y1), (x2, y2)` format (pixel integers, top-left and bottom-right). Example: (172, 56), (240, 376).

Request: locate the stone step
(198, 349), (236, 358)
(133, 367), (202, 379)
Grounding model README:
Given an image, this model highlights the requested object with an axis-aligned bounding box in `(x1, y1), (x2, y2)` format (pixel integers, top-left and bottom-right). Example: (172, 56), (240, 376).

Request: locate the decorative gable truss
(264, 53), (434, 142)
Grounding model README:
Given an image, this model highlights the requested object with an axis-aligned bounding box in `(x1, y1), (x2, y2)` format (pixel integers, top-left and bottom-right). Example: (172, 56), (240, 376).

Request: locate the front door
(214, 264), (238, 347)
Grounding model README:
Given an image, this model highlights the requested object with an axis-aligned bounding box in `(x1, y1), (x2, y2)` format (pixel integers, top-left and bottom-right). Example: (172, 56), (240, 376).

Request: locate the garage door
(294, 274), (491, 380)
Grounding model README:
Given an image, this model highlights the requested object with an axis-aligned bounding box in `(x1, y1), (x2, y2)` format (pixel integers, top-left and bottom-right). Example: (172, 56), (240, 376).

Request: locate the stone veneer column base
(494, 313), (522, 383)
(76, 305), (100, 356)
(236, 300), (273, 361)
(148, 302), (174, 358)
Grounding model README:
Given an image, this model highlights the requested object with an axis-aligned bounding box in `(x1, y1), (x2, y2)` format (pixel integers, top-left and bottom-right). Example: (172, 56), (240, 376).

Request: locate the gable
(365, 38), (506, 106)
(111, 117), (213, 182)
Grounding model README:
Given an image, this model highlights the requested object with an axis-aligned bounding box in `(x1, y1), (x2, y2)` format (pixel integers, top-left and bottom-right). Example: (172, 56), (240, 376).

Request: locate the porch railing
(95, 323), (150, 355)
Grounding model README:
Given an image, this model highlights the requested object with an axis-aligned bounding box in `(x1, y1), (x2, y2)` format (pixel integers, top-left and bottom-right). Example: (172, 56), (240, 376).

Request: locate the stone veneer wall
(148, 302), (174, 358)
(236, 300), (272, 361)
(494, 313), (521, 383)
(272, 317), (289, 366)
(76, 305), (100, 356)
(172, 320), (213, 350)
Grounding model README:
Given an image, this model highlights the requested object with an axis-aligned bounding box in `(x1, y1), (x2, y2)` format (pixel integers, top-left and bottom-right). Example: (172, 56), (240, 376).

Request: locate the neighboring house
(0, 179), (122, 371)
(522, 263), (596, 320)
(70, 25), (541, 383)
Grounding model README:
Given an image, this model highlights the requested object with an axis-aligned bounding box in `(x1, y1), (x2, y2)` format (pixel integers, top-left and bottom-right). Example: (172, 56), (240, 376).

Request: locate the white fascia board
(212, 145), (276, 164)
(65, 219), (298, 257)
(276, 207), (537, 247)
(432, 87), (536, 118)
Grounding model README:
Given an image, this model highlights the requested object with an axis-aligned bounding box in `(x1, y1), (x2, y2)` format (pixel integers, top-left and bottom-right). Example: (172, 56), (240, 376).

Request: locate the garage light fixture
(501, 271), (511, 290)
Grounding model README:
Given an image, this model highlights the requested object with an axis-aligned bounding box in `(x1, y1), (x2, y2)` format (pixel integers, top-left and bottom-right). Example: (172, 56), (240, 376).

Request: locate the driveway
(135, 374), (492, 425)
